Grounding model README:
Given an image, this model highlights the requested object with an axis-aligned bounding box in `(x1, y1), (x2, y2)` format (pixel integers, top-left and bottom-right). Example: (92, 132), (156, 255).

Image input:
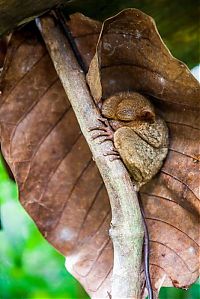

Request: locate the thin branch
(36, 14), (144, 299)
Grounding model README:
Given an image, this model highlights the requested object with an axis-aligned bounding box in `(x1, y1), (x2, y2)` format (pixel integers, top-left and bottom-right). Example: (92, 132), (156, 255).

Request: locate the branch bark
(36, 14), (144, 299)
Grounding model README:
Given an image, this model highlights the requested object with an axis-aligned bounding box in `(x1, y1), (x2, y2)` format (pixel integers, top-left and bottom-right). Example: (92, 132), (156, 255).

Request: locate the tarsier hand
(101, 92), (169, 189)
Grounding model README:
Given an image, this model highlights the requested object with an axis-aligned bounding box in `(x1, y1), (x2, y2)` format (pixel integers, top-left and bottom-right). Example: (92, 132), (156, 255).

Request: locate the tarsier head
(101, 92), (155, 123)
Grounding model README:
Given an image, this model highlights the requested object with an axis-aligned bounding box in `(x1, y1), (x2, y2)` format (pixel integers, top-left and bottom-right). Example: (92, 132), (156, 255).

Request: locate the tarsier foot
(89, 117), (120, 160)
(88, 117), (114, 142)
(104, 148), (120, 161)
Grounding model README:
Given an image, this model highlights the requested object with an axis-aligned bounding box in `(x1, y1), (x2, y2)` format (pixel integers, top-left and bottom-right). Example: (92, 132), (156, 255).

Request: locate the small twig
(36, 14), (144, 299)
(54, 8), (87, 73)
(138, 193), (153, 299)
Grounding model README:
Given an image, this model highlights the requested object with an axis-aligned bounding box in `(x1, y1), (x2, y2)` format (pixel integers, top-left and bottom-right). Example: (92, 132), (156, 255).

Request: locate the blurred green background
(0, 155), (199, 299)
(0, 158), (88, 299)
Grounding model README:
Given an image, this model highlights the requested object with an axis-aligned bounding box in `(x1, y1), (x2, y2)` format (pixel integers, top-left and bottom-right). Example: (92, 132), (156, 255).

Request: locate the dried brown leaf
(86, 8), (200, 294)
(87, 9), (199, 109)
(0, 11), (199, 299)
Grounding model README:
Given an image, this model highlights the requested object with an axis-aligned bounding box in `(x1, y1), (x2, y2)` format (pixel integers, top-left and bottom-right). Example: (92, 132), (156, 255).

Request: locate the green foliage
(159, 284), (200, 299)
(0, 159), (199, 298)
(0, 157), (89, 299)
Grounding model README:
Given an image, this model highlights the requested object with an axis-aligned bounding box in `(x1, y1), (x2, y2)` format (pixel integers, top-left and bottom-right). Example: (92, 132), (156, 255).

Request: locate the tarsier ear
(140, 109), (155, 122)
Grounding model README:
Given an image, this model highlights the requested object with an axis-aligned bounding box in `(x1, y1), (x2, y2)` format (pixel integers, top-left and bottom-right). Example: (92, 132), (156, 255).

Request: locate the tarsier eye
(116, 100), (136, 121)
(116, 106), (135, 121)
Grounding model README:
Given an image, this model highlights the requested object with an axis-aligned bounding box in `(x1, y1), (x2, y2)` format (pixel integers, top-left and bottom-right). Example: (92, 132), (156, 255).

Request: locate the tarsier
(98, 91), (169, 189)
(92, 91), (169, 299)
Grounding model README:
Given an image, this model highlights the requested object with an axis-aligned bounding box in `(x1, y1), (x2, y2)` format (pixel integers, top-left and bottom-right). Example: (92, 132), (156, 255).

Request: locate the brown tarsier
(95, 91), (169, 299)
(100, 91), (169, 189)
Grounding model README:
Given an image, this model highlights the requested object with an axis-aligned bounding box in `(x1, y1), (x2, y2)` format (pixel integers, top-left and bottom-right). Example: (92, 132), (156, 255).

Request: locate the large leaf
(86, 9), (200, 292)
(0, 12), (199, 299)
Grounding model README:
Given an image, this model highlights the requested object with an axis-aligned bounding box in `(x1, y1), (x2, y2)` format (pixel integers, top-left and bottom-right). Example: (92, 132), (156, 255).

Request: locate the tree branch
(36, 14), (144, 299)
